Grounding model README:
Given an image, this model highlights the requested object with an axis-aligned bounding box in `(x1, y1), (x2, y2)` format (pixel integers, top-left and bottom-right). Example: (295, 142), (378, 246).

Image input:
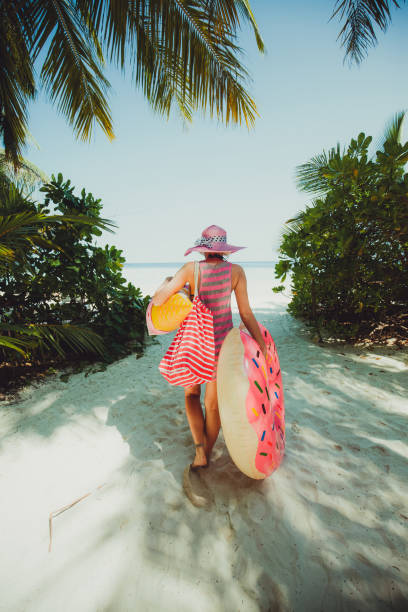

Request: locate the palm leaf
(0, 0), (36, 163)
(27, 323), (105, 357)
(295, 144), (343, 195)
(332, 0), (403, 64)
(0, 323), (105, 358)
(2, 1), (263, 160)
(30, 0), (114, 143)
(0, 209), (116, 268)
(380, 110), (405, 146)
(0, 243), (14, 262)
(0, 180), (32, 215)
(376, 110), (408, 164)
(235, 0), (265, 52)
(0, 149), (49, 192)
(76, 0), (262, 126)
(281, 211), (307, 240)
(0, 334), (28, 358)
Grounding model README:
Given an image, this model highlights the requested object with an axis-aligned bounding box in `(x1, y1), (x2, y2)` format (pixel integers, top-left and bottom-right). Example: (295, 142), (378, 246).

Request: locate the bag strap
(193, 261), (199, 299)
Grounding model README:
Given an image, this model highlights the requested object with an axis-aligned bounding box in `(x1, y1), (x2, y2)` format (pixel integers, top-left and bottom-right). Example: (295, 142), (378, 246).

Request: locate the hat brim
(184, 244), (245, 256)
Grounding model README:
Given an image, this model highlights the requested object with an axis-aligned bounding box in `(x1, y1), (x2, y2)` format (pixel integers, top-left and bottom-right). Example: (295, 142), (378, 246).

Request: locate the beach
(0, 264), (407, 612)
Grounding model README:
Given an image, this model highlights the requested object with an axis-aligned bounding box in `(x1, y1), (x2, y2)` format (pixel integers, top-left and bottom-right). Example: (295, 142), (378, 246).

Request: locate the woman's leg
(204, 380), (221, 459)
(184, 384), (207, 467)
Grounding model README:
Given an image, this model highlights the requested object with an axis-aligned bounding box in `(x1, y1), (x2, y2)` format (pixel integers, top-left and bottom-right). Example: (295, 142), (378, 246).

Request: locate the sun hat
(184, 225), (245, 256)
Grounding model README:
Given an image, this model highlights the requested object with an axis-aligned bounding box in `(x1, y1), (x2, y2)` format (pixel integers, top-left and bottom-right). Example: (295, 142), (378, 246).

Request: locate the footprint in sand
(219, 512), (235, 541)
(372, 445), (388, 455)
(170, 417), (183, 427)
(291, 421), (301, 434)
(245, 491), (268, 523)
(231, 552), (248, 581)
(182, 467), (214, 509)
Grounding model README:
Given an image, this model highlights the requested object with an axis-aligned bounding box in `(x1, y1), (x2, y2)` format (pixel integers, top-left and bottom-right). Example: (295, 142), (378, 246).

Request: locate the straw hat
(184, 225), (245, 256)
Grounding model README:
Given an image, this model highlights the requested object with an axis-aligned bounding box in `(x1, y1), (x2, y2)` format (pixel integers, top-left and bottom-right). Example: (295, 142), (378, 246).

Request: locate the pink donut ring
(217, 324), (285, 479)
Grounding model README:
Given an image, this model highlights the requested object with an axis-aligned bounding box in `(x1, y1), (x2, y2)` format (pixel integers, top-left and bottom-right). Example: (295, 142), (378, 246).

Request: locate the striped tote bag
(159, 262), (215, 387)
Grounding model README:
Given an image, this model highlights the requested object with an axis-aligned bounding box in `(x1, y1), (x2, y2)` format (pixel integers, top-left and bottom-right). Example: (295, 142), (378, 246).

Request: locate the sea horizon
(122, 260), (281, 305)
(125, 260), (278, 268)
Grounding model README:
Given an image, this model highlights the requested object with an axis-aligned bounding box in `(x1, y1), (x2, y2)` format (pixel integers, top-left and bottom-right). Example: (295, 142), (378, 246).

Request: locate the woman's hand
(235, 267), (269, 359)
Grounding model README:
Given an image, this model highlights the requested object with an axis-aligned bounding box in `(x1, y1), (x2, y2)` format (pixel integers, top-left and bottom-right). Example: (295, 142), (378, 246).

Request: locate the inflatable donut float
(217, 324), (285, 479)
(146, 287), (192, 335)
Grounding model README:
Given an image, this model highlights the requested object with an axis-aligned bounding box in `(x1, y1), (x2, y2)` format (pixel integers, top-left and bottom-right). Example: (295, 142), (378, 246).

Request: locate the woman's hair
(204, 252), (228, 261)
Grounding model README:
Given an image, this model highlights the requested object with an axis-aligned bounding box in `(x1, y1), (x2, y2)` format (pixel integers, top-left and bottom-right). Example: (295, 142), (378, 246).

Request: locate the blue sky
(26, 1), (408, 262)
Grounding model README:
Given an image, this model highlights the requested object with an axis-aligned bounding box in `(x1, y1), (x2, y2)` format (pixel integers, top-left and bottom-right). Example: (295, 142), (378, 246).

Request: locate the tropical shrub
(0, 165), (112, 363)
(1, 173), (149, 371)
(275, 113), (408, 342)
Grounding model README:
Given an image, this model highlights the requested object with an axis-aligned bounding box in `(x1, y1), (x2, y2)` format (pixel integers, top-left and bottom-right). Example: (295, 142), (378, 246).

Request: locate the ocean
(123, 261), (281, 311)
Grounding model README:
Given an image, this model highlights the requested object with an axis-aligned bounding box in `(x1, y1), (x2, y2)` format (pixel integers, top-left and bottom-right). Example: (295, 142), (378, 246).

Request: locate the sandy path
(0, 298), (407, 612)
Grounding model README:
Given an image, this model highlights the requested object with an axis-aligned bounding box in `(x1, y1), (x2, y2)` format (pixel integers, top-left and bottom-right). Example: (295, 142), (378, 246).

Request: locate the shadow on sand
(2, 307), (408, 611)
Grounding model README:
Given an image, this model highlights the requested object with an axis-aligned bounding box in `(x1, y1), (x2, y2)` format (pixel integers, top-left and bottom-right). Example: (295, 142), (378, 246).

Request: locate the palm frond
(0, 209), (116, 268)
(200, 0), (264, 51)
(375, 110), (408, 165)
(295, 145), (343, 195)
(157, 0), (259, 126)
(1, 1), (262, 159)
(0, 211), (115, 241)
(235, 0), (265, 52)
(27, 323), (105, 357)
(30, 0), (114, 142)
(0, 1), (36, 163)
(0, 149), (49, 192)
(332, 0), (403, 64)
(281, 212), (307, 240)
(0, 334), (28, 358)
(0, 243), (14, 262)
(78, 0), (261, 127)
(0, 323), (104, 358)
(381, 110), (405, 146)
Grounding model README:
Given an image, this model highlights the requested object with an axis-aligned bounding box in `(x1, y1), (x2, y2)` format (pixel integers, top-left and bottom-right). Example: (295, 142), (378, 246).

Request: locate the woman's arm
(233, 266), (267, 358)
(152, 263), (191, 306)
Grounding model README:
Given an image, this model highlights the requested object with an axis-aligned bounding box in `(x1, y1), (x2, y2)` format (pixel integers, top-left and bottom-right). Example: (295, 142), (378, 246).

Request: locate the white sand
(1, 275), (407, 612)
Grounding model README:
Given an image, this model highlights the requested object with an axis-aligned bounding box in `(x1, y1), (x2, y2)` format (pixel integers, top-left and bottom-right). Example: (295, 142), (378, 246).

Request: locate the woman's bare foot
(191, 439), (208, 469)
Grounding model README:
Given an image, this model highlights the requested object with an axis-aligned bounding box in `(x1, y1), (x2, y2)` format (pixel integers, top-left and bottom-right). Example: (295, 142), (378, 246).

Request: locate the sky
(25, 0), (408, 262)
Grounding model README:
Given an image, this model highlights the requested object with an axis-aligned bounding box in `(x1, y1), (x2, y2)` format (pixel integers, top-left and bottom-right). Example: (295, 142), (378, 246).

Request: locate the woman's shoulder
(183, 261), (195, 270)
(231, 262), (244, 276)
(230, 263), (244, 289)
(180, 261), (196, 284)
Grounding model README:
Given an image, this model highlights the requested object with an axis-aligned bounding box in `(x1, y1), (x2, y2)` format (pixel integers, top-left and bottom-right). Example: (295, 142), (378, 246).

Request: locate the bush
(1, 173), (149, 365)
(275, 115), (408, 342)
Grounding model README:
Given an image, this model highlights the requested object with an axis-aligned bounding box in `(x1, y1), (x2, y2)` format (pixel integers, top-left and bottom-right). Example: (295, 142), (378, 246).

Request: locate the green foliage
(0, 0), (263, 163)
(275, 113), (408, 341)
(332, 1), (403, 64)
(1, 173), (149, 364)
(272, 285), (285, 294)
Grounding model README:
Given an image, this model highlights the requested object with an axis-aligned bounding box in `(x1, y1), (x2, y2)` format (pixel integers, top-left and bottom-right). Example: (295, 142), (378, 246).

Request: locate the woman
(152, 225), (267, 470)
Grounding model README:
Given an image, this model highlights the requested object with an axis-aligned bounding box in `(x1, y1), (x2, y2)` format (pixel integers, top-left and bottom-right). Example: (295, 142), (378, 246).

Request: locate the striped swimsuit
(198, 260), (233, 378)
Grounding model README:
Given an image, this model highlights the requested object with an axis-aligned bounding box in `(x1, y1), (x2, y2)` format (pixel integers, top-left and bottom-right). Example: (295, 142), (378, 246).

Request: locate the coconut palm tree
(0, 0), (264, 164)
(332, 0), (405, 63)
